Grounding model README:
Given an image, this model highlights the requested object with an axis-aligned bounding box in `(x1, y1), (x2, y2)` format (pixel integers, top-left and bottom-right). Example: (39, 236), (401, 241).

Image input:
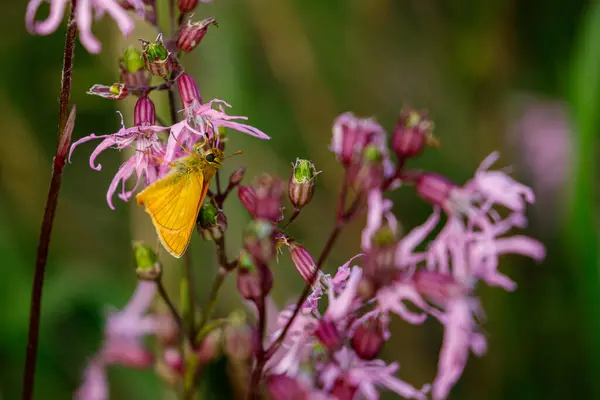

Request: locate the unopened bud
(331, 113), (385, 165)
(133, 241), (162, 280)
(288, 159), (318, 209)
(163, 348), (184, 375)
(119, 46), (150, 87)
(314, 319), (342, 352)
(177, 17), (217, 53)
(351, 319), (385, 360)
(196, 203), (227, 241)
(392, 109), (435, 159)
(178, 0), (198, 13)
(415, 173), (456, 210)
(141, 35), (174, 78)
(254, 174), (285, 222)
(197, 328), (222, 365)
(349, 144), (385, 192)
(229, 167), (246, 186)
(267, 375), (307, 400)
(134, 96), (156, 126)
(330, 377), (357, 400)
(413, 270), (467, 305)
(238, 185), (257, 216)
(236, 251), (273, 301)
(243, 219), (276, 265)
(87, 83), (128, 100)
(289, 244), (317, 283)
(177, 72), (202, 107)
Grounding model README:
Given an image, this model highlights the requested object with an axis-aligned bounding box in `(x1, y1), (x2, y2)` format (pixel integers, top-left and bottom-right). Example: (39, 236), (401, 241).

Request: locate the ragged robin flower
(69, 96), (168, 209)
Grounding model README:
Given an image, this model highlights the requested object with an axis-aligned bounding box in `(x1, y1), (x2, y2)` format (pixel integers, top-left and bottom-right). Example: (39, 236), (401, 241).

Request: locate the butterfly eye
(206, 153), (216, 163)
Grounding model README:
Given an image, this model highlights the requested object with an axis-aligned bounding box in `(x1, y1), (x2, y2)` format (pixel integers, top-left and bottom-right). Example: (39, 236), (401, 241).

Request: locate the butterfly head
(201, 147), (224, 167)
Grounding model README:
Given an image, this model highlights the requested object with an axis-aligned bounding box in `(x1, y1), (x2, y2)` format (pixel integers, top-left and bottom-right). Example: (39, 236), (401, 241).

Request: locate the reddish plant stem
(248, 267), (268, 400)
(22, 5), (77, 400)
(264, 174), (361, 358)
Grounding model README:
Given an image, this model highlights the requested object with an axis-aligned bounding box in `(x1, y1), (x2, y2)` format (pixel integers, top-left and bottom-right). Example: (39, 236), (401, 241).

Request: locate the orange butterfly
(136, 140), (224, 258)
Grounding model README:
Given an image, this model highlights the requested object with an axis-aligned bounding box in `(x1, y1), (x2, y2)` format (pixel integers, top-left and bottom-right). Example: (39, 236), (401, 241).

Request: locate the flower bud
(178, 0), (198, 13)
(392, 109), (435, 159)
(177, 72), (202, 107)
(196, 203), (228, 241)
(289, 244), (317, 283)
(238, 185), (257, 216)
(236, 251), (273, 301)
(351, 319), (385, 360)
(120, 46), (150, 87)
(141, 35), (174, 78)
(177, 17), (218, 53)
(349, 144), (385, 192)
(134, 96), (156, 126)
(254, 174), (285, 222)
(163, 348), (184, 375)
(314, 319), (342, 352)
(133, 241), (162, 280)
(229, 167), (246, 187)
(364, 225), (399, 288)
(330, 377), (357, 400)
(412, 270), (467, 305)
(266, 374), (307, 400)
(104, 342), (154, 367)
(243, 219), (276, 265)
(415, 173), (456, 210)
(288, 159), (318, 209)
(331, 113), (385, 166)
(87, 83), (128, 100)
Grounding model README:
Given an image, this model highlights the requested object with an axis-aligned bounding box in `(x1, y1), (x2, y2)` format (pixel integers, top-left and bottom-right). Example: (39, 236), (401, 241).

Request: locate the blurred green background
(1, 0), (598, 398)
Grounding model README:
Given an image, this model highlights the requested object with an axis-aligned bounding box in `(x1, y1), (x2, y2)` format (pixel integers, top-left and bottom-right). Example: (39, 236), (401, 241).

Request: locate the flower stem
(248, 266), (268, 400)
(22, 5), (77, 400)
(265, 176), (361, 358)
(157, 281), (185, 335)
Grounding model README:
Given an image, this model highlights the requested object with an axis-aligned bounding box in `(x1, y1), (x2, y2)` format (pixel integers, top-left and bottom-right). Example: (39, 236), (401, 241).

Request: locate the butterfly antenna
(169, 131), (196, 157)
(224, 150), (243, 160)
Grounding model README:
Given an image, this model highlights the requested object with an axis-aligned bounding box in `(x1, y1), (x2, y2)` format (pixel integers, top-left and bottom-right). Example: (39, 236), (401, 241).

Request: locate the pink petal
(75, 359), (108, 400)
(25, 0), (45, 34)
(397, 207), (440, 267)
(69, 133), (111, 165)
(101, 0), (135, 37)
(494, 236), (546, 261)
(106, 157), (136, 209)
(76, 0), (102, 53)
(326, 267), (362, 321)
(34, 0), (69, 35)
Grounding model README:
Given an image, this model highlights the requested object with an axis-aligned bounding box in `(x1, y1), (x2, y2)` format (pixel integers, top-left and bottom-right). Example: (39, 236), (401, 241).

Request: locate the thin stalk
(282, 208), (301, 230)
(157, 281), (185, 335)
(22, 6), (77, 400)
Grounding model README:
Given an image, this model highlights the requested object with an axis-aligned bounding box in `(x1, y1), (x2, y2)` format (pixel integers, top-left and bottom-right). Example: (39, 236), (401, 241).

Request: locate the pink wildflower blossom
(75, 281), (158, 399)
(69, 100), (168, 209)
(26, 0), (136, 53)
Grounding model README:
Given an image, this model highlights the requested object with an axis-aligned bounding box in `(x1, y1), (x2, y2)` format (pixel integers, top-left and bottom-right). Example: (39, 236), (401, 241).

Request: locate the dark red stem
(22, 5), (77, 400)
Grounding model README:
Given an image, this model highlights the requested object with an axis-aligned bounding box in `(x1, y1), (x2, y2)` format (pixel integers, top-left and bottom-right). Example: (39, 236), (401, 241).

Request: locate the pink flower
(26, 0), (135, 53)
(320, 348), (429, 400)
(69, 107), (168, 209)
(75, 281), (158, 399)
(165, 99), (270, 163)
(431, 297), (487, 400)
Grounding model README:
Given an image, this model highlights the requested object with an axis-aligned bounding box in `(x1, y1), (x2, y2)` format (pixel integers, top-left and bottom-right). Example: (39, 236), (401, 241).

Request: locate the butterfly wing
(136, 170), (210, 258)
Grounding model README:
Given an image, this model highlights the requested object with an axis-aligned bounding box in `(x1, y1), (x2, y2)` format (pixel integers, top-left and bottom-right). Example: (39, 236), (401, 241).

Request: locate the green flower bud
(289, 158), (319, 208)
(122, 46), (145, 73)
(196, 204), (227, 241)
(141, 35), (175, 78)
(133, 241), (162, 280)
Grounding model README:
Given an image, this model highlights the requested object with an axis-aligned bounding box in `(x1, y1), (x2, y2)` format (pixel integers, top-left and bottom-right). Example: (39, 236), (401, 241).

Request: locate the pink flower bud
(134, 96), (156, 126)
(229, 167), (246, 186)
(267, 374), (308, 400)
(392, 109), (434, 159)
(163, 348), (184, 374)
(177, 17), (217, 53)
(253, 174), (285, 222)
(314, 319), (341, 352)
(236, 254), (273, 302)
(177, 72), (203, 106)
(415, 173), (456, 209)
(197, 328), (222, 365)
(178, 0), (198, 13)
(331, 113), (385, 166)
(330, 377), (357, 400)
(87, 83), (128, 100)
(289, 245), (317, 283)
(412, 270), (467, 305)
(244, 219), (276, 265)
(348, 144), (385, 192)
(351, 319), (385, 360)
(238, 185), (257, 216)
